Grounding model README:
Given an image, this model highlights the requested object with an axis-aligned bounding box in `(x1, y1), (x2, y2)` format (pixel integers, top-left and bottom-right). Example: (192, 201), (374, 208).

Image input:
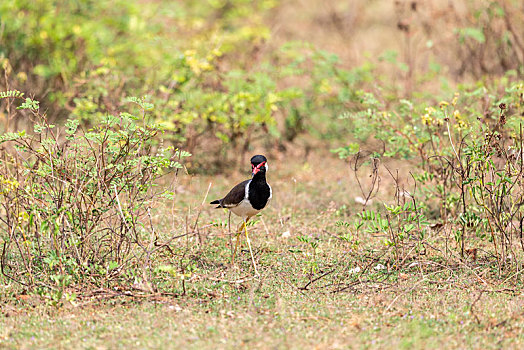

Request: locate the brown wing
(217, 179), (249, 208)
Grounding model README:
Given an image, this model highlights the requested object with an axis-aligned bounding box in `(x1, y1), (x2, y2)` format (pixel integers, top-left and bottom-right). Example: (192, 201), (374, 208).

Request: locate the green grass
(1, 154), (523, 349)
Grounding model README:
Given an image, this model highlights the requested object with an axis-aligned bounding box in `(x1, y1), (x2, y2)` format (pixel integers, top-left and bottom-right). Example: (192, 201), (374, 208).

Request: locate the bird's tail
(209, 199), (222, 208)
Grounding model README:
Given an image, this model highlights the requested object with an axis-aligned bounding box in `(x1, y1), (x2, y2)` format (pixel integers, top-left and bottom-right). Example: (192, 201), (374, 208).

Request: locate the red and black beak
(252, 161), (266, 175)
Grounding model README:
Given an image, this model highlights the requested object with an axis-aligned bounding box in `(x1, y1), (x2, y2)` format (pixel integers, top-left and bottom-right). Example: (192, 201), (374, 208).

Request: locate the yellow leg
(243, 220), (259, 276)
(231, 221), (244, 265)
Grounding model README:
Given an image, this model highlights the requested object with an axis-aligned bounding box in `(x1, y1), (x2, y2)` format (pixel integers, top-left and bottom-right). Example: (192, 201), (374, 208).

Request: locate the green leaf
(330, 143), (360, 159)
(458, 27), (486, 43)
(17, 98), (40, 111)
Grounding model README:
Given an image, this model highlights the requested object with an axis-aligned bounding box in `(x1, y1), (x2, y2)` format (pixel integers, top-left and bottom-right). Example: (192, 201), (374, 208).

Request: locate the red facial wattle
(252, 161), (266, 175)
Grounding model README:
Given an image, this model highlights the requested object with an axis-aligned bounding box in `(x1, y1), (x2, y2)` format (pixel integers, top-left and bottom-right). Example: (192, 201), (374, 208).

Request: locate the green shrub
(334, 81), (524, 267)
(0, 1), (384, 162)
(0, 0), (292, 160)
(0, 93), (189, 302)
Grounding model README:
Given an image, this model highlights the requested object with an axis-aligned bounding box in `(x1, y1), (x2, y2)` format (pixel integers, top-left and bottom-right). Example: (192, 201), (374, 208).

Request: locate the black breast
(248, 179), (271, 210)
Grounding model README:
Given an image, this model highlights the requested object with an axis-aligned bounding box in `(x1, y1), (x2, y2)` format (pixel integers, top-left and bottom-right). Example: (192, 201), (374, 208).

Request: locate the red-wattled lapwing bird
(210, 155), (272, 275)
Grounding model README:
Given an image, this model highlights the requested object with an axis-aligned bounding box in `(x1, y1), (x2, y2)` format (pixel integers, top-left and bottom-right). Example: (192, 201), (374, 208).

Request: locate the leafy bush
(0, 0), (286, 159)
(334, 81), (524, 268)
(0, 93), (189, 302)
(0, 0), (397, 165)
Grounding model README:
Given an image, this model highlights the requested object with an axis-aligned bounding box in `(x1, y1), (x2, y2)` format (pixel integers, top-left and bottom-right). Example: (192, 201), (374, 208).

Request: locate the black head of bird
(250, 154), (268, 176)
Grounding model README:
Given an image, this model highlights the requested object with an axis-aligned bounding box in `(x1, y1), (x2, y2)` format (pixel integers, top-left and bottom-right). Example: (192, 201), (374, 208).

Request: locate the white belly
(230, 199), (260, 219)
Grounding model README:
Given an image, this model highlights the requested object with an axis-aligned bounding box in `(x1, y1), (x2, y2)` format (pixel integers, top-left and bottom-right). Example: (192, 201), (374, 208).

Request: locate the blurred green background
(1, 0), (523, 167)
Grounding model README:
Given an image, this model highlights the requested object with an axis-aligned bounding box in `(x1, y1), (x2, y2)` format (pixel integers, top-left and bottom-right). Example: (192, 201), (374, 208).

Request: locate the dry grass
(1, 289), (522, 349)
(1, 151), (523, 349)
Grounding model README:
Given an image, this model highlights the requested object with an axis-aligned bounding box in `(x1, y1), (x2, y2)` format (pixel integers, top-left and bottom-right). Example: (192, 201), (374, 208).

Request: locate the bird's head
(251, 155), (268, 176)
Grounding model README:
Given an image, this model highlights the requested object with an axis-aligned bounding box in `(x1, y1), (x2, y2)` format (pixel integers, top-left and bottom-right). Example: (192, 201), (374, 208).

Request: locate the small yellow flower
(17, 212), (29, 224)
(421, 113), (432, 125)
(425, 107), (436, 115)
(453, 110), (468, 130)
(452, 93), (459, 106)
(17, 71), (27, 83)
(0, 176), (19, 194)
(439, 101), (449, 110)
(72, 25), (81, 35)
(318, 79), (332, 93)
